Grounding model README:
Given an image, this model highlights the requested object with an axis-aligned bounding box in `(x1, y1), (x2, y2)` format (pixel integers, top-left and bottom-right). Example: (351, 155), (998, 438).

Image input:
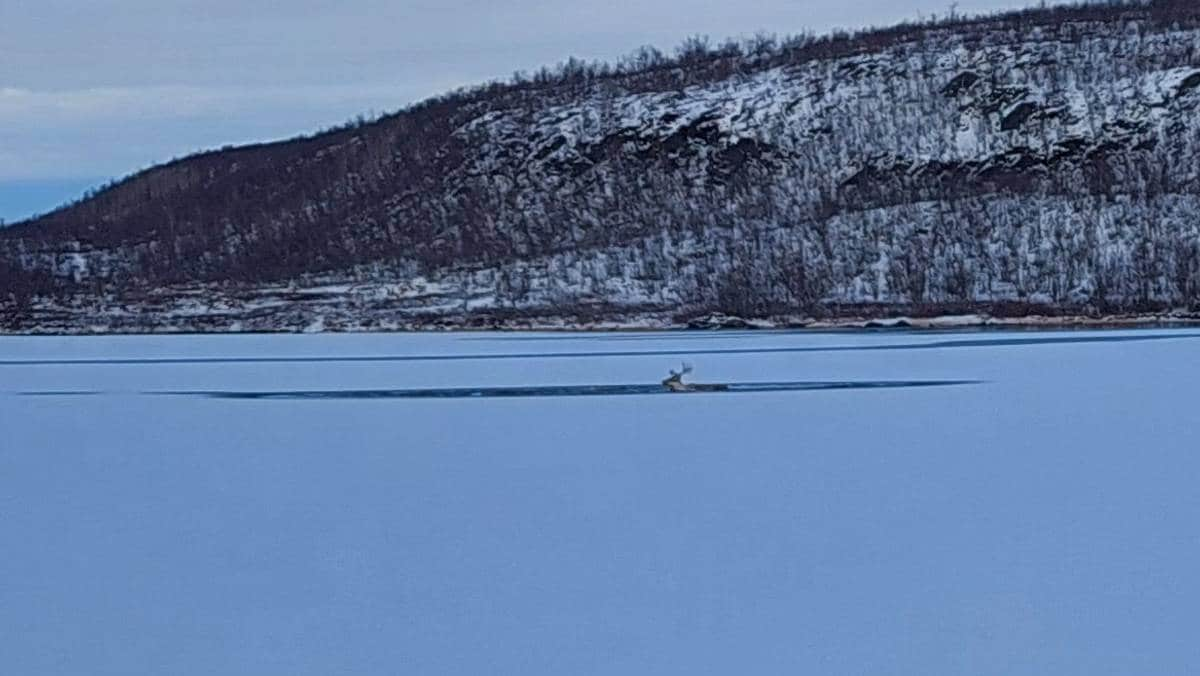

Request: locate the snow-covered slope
(3, 2), (1200, 331)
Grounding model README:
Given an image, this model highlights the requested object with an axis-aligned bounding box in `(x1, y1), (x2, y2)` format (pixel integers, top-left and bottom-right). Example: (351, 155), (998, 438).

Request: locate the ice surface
(2, 328), (1200, 675)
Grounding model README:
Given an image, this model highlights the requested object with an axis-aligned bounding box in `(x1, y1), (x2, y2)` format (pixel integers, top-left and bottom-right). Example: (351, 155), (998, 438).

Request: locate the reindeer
(662, 363), (694, 392)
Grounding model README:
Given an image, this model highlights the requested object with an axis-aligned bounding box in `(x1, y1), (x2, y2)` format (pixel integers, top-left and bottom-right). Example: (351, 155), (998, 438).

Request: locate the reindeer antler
(669, 363), (693, 378)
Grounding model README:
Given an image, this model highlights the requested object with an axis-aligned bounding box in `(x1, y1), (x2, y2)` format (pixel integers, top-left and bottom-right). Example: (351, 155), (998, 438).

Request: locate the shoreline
(2, 311), (1199, 336)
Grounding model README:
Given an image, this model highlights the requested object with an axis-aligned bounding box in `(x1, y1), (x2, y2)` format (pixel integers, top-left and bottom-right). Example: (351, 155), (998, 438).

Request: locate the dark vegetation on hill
(3, 0), (1200, 329)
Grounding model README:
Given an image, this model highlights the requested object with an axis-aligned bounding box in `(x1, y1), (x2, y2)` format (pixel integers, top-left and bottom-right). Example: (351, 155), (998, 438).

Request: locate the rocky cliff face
(4, 1), (1200, 332)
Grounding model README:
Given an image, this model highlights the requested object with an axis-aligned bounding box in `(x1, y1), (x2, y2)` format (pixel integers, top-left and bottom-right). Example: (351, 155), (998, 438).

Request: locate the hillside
(4, 0), (1200, 332)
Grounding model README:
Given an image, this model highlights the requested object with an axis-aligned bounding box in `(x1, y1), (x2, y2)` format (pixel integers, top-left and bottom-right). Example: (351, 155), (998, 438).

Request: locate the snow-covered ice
(2, 327), (1200, 675)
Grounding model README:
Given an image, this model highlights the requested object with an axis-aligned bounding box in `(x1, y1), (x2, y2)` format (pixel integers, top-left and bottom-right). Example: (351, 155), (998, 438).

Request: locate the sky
(0, 0), (1059, 223)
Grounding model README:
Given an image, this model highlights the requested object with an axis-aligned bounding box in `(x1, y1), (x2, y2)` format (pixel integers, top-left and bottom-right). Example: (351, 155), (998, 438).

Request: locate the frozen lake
(3, 328), (1200, 675)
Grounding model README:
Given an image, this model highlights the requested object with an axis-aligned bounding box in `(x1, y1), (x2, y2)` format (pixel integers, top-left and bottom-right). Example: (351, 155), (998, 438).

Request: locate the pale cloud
(0, 82), (438, 181)
(0, 83), (421, 126)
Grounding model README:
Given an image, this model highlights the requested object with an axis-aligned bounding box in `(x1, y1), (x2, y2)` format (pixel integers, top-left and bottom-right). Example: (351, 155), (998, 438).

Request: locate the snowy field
(3, 327), (1200, 675)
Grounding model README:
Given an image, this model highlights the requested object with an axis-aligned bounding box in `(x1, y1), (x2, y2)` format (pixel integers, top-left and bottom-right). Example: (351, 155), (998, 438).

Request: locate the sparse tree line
(425, 191), (1199, 320)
